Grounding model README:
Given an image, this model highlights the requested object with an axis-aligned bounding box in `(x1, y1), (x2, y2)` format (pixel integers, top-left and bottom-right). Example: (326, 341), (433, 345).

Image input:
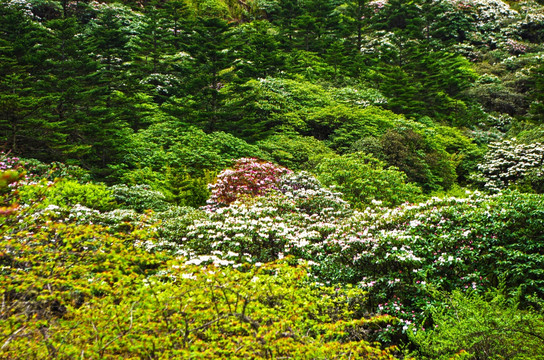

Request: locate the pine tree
(0, 2), (66, 159)
(185, 17), (235, 131)
(268, 0), (303, 49)
(341, 0), (370, 52)
(78, 5), (135, 172)
(232, 21), (283, 79)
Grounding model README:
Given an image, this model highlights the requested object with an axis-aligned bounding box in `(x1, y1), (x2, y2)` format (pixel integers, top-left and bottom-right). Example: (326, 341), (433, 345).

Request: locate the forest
(1, 0), (544, 358)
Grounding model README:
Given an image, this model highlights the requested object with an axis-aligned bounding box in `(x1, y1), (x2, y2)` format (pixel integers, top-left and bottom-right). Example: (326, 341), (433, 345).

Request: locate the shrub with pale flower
(475, 139), (544, 191)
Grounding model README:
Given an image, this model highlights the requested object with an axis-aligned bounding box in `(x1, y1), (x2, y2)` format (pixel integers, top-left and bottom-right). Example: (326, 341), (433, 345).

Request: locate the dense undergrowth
(2, 156), (544, 359)
(3, 0), (544, 358)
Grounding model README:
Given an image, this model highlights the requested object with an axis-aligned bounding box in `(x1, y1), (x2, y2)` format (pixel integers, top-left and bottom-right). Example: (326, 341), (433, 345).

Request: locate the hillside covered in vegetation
(2, 0), (544, 358)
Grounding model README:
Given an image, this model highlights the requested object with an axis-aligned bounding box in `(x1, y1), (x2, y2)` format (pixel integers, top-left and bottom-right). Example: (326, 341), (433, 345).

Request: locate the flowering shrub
(369, 0), (387, 12)
(0, 152), (21, 172)
(279, 171), (351, 216)
(150, 206), (206, 248)
(183, 172), (349, 265)
(504, 38), (528, 54)
(0, 153), (25, 216)
(111, 184), (171, 212)
(314, 191), (544, 313)
(0, 194), (396, 359)
(0, 171), (22, 216)
(474, 139), (544, 191)
(206, 158), (291, 208)
(20, 158), (90, 183)
(180, 184), (544, 345)
(451, 0), (517, 34)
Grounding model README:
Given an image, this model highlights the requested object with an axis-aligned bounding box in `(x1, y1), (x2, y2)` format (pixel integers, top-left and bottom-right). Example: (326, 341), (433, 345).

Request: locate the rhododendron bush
(474, 139), (544, 192)
(180, 187), (544, 340)
(0, 166), (396, 359)
(207, 158), (291, 208)
(171, 160), (544, 346)
(182, 171), (350, 265)
(3, 156), (544, 358)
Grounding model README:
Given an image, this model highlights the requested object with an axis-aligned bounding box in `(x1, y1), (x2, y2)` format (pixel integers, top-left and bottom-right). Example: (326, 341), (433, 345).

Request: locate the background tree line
(1, 0), (544, 201)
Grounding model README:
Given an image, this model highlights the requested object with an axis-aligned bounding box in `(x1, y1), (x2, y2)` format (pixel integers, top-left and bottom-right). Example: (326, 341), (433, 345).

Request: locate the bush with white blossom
(475, 138), (544, 191)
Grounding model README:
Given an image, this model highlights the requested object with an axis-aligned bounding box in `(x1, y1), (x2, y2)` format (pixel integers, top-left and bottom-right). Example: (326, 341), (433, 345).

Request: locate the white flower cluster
(451, 0), (517, 27)
(180, 172), (355, 265)
(180, 180), (480, 271)
(359, 31), (399, 59)
(384, 245), (423, 263)
(6, 0), (33, 17)
(278, 172), (350, 217)
(486, 113), (513, 131)
(139, 73), (181, 95)
(477, 139), (544, 191)
(332, 87), (388, 107)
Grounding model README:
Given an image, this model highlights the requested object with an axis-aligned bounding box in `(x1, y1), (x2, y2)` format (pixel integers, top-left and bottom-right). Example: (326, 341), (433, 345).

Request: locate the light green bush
(19, 179), (117, 211)
(408, 287), (544, 360)
(315, 152), (422, 208)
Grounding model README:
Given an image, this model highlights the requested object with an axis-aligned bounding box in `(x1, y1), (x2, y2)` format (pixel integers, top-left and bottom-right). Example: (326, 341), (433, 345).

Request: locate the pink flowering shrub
(505, 38), (527, 55)
(0, 152), (21, 172)
(0, 152), (25, 216)
(207, 158), (291, 208)
(369, 0), (387, 12)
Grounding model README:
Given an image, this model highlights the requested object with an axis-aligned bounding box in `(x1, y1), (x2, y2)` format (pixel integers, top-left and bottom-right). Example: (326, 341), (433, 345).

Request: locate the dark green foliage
(338, 0), (371, 52)
(0, 3), (63, 159)
(379, 129), (457, 192)
(350, 126), (468, 192)
(232, 21), (284, 79)
(184, 17), (235, 131)
(369, 49), (476, 124)
(530, 62), (544, 122)
(372, 0), (422, 36)
(466, 77), (529, 116)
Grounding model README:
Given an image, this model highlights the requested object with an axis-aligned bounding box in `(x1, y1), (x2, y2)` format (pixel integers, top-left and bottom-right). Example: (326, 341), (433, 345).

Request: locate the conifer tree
(185, 17), (235, 131)
(0, 2), (65, 159)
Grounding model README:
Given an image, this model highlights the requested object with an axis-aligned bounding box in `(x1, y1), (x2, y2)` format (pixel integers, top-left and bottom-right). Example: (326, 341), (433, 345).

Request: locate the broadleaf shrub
(315, 152), (422, 208)
(111, 184), (171, 212)
(408, 287), (544, 360)
(0, 205), (397, 359)
(18, 179), (117, 212)
(474, 139), (544, 192)
(206, 158), (291, 208)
